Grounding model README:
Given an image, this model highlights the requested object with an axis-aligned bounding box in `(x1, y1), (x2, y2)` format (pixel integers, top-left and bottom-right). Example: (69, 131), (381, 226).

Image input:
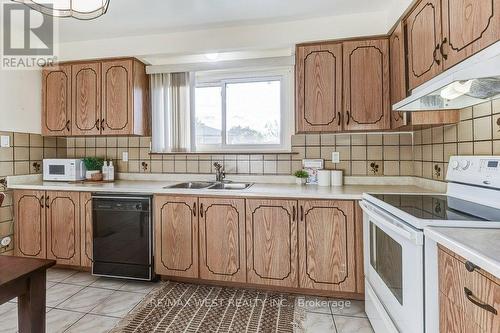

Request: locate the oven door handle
(359, 200), (423, 245)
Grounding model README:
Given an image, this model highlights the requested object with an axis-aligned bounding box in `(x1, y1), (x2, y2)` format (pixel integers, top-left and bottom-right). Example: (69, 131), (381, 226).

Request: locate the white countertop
(425, 227), (500, 278)
(7, 179), (439, 200)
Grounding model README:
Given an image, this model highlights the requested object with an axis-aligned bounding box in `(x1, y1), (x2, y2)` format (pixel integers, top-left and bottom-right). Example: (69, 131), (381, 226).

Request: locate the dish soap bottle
(102, 161), (109, 181)
(108, 161), (115, 181)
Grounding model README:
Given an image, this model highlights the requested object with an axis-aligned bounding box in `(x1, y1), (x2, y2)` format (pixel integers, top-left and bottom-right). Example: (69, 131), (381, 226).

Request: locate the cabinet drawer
(438, 246), (499, 332)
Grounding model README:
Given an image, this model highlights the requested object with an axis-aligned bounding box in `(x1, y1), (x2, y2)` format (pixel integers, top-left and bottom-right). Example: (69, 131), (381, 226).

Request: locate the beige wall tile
(413, 161), (423, 177)
(106, 137), (118, 147)
(367, 134), (383, 146)
(85, 137), (96, 147)
(43, 147), (57, 159)
(0, 148), (13, 162)
(75, 137), (85, 148)
(422, 129), (432, 144)
(432, 144), (444, 162)
(44, 137), (57, 148)
(117, 160), (128, 173)
(336, 134), (351, 146)
(117, 137), (128, 147)
(305, 134), (320, 146)
(423, 162), (433, 179)
(277, 161), (291, 175)
(383, 161), (400, 176)
(128, 148), (139, 159)
(291, 134), (305, 146)
(264, 160), (277, 174)
(493, 99), (500, 114)
(13, 133), (29, 146)
(351, 134), (367, 146)
(351, 161), (367, 175)
(443, 125), (457, 143)
(460, 107), (473, 120)
(237, 160), (250, 174)
(140, 161), (151, 173)
(400, 146), (413, 161)
(422, 145), (432, 161)
(14, 161), (29, 175)
(493, 141), (500, 154)
(413, 145), (422, 161)
(493, 114), (500, 140)
(162, 160), (175, 173)
(473, 116), (492, 141)
(433, 163), (444, 181)
(320, 134), (335, 146)
(383, 146), (399, 160)
(458, 142), (473, 155)
(383, 134), (399, 146)
(432, 127), (443, 143)
(457, 120), (473, 142)
(305, 147), (320, 159)
(400, 133), (413, 145)
(336, 161), (351, 175)
(443, 143), (457, 163)
(336, 146), (350, 161)
(128, 137), (140, 148)
(250, 161), (263, 174)
(186, 160), (199, 173)
(96, 137), (107, 147)
(0, 162), (13, 177)
(413, 131), (422, 145)
(474, 141), (492, 155)
(367, 161), (383, 176)
(367, 146), (382, 160)
(29, 147), (43, 160)
(400, 161), (413, 176)
(351, 146), (366, 160)
(321, 146), (335, 160)
(473, 101), (492, 118)
(29, 134), (43, 147)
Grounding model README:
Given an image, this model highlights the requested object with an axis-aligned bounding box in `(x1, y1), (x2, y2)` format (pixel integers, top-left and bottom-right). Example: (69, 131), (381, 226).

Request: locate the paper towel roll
(317, 170), (331, 187)
(331, 170), (343, 186)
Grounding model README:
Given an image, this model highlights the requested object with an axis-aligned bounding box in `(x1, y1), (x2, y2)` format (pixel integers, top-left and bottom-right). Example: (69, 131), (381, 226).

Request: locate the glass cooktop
(370, 194), (500, 221)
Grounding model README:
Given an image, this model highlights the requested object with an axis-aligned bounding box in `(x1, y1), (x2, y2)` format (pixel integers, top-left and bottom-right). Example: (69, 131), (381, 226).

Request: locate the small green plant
(83, 157), (104, 171)
(294, 170), (309, 178)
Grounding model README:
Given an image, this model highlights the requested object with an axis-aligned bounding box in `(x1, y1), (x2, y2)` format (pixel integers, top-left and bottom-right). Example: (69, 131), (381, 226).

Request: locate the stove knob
(460, 160), (470, 170)
(451, 160), (460, 170)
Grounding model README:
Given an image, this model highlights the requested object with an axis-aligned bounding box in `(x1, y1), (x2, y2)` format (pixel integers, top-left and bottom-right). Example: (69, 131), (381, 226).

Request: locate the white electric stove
(360, 155), (500, 333)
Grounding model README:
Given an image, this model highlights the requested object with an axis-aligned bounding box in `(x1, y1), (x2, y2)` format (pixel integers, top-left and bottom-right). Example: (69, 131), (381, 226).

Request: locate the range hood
(394, 41), (500, 111)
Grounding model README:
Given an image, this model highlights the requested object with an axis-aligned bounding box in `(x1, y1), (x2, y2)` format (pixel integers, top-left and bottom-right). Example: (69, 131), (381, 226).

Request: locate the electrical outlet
(1, 236), (11, 247)
(0, 135), (10, 148)
(122, 151), (129, 162)
(331, 152), (340, 163)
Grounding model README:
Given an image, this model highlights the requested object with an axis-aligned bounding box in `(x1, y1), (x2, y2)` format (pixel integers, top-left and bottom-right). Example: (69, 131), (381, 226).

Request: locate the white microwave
(43, 159), (86, 181)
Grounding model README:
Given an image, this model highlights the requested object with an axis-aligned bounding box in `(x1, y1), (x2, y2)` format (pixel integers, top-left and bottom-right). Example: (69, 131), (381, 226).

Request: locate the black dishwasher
(92, 194), (154, 281)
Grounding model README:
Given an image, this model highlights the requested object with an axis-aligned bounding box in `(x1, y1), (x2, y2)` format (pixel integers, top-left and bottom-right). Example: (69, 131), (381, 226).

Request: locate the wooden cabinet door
(42, 65), (72, 136)
(199, 197), (246, 283)
(101, 59), (133, 135)
(298, 200), (356, 292)
(46, 191), (80, 266)
(406, 0), (443, 90)
(442, 0), (500, 69)
(13, 190), (46, 259)
(246, 199), (298, 288)
(72, 62), (101, 136)
(389, 21), (408, 129)
(154, 196), (198, 278)
(80, 192), (93, 268)
(343, 39), (390, 131)
(296, 43), (343, 133)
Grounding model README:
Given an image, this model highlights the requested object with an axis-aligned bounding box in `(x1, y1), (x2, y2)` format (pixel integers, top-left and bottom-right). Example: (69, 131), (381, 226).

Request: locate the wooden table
(0, 256), (56, 333)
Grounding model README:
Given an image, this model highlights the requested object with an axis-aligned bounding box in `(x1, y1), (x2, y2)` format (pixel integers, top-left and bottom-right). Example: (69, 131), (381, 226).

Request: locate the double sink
(164, 181), (253, 190)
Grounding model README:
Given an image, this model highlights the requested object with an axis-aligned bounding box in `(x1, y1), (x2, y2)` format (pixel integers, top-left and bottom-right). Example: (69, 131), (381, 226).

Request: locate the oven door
(360, 200), (424, 333)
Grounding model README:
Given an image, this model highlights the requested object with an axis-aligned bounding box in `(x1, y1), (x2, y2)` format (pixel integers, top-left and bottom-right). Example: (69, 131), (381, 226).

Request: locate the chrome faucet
(213, 162), (225, 182)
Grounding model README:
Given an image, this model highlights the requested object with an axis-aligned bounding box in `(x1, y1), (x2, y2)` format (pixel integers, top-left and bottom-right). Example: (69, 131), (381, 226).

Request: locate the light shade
(13, 0), (110, 20)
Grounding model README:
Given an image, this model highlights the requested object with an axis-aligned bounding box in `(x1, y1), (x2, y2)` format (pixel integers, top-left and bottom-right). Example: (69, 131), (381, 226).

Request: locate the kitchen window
(193, 70), (292, 152)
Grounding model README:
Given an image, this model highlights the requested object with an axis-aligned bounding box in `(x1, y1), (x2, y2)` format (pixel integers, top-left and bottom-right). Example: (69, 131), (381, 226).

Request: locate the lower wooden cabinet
(298, 200), (357, 292)
(80, 192), (93, 268)
(14, 190), (46, 259)
(154, 196), (199, 278)
(438, 246), (499, 333)
(246, 199), (298, 288)
(199, 197), (246, 283)
(14, 189), (88, 266)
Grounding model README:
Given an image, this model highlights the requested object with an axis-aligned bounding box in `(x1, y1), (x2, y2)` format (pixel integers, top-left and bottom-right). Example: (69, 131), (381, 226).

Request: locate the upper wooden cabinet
(246, 199), (298, 288)
(42, 58), (150, 137)
(296, 43), (343, 133)
(298, 200), (357, 292)
(199, 197), (246, 283)
(389, 21), (408, 129)
(154, 195), (199, 279)
(441, 0), (500, 70)
(42, 65), (72, 136)
(343, 39), (390, 131)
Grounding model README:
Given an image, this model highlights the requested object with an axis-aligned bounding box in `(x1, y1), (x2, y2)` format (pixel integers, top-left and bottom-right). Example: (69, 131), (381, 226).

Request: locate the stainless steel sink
(207, 182), (253, 190)
(164, 181), (215, 189)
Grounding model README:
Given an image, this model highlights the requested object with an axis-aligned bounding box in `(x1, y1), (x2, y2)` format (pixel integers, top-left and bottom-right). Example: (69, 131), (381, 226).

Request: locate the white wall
(57, 10), (391, 62)
(0, 69), (42, 134)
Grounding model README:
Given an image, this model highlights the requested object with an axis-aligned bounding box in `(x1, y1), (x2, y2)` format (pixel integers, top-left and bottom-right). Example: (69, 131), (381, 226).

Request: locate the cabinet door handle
(300, 206), (304, 221)
(101, 119), (105, 131)
(346, 111), (350, 126)
(193, 202), (197, 217)
(337, 112), (341, 126)
(65, 120), (71, 131)
(95, 119), (100, 130)
(464, 287), (498, 315)
(440, 38), (448, 60)
(199, 203), (204, 218)
(433, 43), (441, 65)
(292, 206), (296, 221)
(45, 195), (49, 208)
(39, 195), (44, 208)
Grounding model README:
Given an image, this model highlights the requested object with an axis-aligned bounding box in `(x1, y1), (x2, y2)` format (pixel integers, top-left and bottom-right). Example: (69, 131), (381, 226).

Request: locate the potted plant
(294, 170), (309, 185)
(83, 157), (104, 180)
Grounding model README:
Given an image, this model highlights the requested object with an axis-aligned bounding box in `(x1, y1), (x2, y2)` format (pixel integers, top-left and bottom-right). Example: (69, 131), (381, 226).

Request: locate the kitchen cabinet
(154, 196), (199, 278)
(438, 246), (500, 333)
(296, 43), (343, 133)
(246, 199), (298, 288)
(14, 190), (82, 266)
(406, 0), (443, 91)
(46, 191), (81, 266)
(199, 197), (246, 283)
(389, 21), (408, 129)
(42, 58), (150, 136)
(14, 190), (46, 259)
(343, 39), (390, 131)
(80, 192), (93, 268)
(441, 0), (500, 70)
(298, 200), (357, 292)
(42, 64), (72, 136)
(72, 62), (101, 136)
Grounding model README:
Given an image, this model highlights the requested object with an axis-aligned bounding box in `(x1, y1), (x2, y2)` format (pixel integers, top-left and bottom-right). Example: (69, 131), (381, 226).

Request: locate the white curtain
(150, 73), (194, 152)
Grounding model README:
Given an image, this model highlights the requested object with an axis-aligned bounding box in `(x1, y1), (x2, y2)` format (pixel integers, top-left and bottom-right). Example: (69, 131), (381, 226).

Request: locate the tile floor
(0, 268), (373, 333)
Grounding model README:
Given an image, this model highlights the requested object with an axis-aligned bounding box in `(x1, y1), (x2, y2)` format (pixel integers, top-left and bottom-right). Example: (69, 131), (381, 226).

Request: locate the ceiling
(40, 0), (394, 43)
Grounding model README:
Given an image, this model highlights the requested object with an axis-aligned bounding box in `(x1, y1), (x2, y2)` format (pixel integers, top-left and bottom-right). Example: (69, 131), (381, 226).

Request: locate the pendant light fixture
(12, 0), (110, 20)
